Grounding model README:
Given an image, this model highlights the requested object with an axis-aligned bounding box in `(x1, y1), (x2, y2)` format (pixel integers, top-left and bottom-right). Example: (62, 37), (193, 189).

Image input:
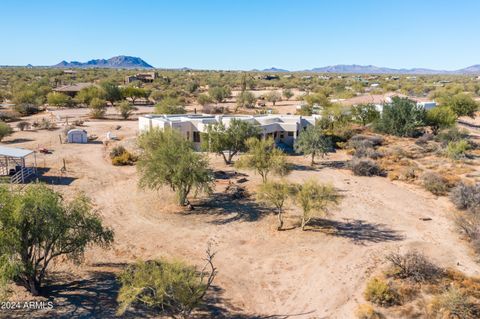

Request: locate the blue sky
(1, 0), (479, 70)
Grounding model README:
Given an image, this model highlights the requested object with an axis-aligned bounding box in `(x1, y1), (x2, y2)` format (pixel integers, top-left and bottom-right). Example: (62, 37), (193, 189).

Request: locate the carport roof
(0, 146), (34, 158)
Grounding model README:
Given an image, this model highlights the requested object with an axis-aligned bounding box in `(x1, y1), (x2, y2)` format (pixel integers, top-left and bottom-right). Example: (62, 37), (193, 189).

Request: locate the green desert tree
(235, 137), (289, 183)
(89, 97), (107, 119)
(75, 86), (103, 105)
(197, 93), (213, 106)
(0, 184), (114, 296)
(282, 89), (294, 101)
(426, 106), (457, 135)
(202, 118), (260, 164)
(116, 101), (138, 120)
(351, 103), (380, 126)
(117, 247), (216, 318)
(374, 97), (426, 137)
(267, 91), (281, 106)
(208, 86), (230, 103)
(294, 125), (333, 166)
(0, 121), (13, 141)
(294, 180), (339, 230)
(236, 90), (256, 110)
(100, 81), (122, 105)
(154, 97), (186, 114)
(121, 86), (149, 105)
(257, 180), (293, 230)
(444, 93), (479, 118)
(137, 129), (214, 206)
(46, 92), (72, 107)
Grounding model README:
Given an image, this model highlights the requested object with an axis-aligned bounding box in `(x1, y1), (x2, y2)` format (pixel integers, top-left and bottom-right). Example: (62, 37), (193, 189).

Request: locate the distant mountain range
(16, 56), (480, 74)
(258, 64), (480, 74)
(53, 56), (153, 69)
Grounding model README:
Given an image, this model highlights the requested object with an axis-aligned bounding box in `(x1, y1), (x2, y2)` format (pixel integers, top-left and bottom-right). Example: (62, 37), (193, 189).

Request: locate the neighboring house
(125, 72), (158, 84)
(53, 83), (95, 97)
(417, 101), (437, 110)
(138, 114), (320, 150)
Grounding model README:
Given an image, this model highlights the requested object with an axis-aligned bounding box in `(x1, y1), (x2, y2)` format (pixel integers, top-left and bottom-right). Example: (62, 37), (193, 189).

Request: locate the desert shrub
(423, 172), (449, 195)
(16, 121), (30, 131)
(13, 103), (40, 115)
(33, 118), (56, 130)
(399, 165), (419, 181)
(415, 133), (434, 146)
(429, 287), (480, 319)
(202, 104), (224, 114)
(436, 127), (467, 146)
(350, 158), (384, 177)
(89, 98), (107, 119)
(109, 145), (127, 159)
(112, 151), (137, 166)
(0, 111), (20, 122)
(116, 250), (216, 317)
(355, 304), (382, 319)
(455, 213), (480, 245)
(0, 121), (13, 141)
(450, 182), (480, 213)
(349, 134), (384, 147)
(72, 119), (84, 126)
(445, 140), (470, 160)
(364, 277), (400, 307)
(386, 250), (444, 283)
(110, 146), (137, 166)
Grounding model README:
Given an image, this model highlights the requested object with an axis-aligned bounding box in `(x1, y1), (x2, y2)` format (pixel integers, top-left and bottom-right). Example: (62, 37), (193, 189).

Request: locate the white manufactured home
(138, 114), (320, 149)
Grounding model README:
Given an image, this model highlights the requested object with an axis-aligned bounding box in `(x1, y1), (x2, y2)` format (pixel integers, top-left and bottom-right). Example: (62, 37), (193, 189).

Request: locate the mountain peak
(53, 55), (153, 69)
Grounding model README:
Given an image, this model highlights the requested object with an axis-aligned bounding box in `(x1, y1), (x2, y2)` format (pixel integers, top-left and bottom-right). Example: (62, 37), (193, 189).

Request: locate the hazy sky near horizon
(1, 0), (480, 70)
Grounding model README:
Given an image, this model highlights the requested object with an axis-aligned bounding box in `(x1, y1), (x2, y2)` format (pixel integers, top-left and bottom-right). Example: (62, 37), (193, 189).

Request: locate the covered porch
(0, 146), (37, 184)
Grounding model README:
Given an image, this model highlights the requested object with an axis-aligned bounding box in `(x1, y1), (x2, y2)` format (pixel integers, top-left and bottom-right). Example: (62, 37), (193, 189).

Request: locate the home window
(280, 132), (284, 138)
(193, 131), (201, 143)
(288, 131), (294, 137)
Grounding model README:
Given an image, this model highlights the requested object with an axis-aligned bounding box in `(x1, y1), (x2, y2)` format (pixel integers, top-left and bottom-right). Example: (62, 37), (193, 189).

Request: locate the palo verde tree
(100, 81), (123, 105)
(46, 92), (72, 108)
(235, 137), (289, 183)
(117, 247), (216, 318)
(266, 91), (281, 106)
(154, 97), (186, 114)
(443, 93), (479, 118)
(0, 184), (114, 296)
(202, 118), (260, 164)
(236, 90), (256, 110)
(257, 180), (293, 230)
(0, 121), (13, 142)
(374, 97), (426, 137)
(351, 103), (380, 126)
(294, 180), (339, 230)
(282, 89), (294, 101)
(426, 106), (457, 135)
(116, 101), (138, 120)
(208, 86), (231, 103)
(294, 125), (333, 166)
(121, 86), (149, 105)
(137, 129), (214, 206)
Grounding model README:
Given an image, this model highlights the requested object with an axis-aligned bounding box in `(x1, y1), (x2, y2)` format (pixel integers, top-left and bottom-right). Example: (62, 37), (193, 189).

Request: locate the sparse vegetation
(350, 158), (384, 177)
(0, 121), (13, 141)
(137, 129), (214, 206)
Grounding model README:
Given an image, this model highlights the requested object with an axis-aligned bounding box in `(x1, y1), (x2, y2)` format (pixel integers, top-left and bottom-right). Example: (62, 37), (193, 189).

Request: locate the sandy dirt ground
(1, 112), (480, 318)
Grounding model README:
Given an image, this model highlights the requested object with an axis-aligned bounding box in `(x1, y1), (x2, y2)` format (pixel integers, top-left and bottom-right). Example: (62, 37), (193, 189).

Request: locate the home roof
(0, 146), (34, 158)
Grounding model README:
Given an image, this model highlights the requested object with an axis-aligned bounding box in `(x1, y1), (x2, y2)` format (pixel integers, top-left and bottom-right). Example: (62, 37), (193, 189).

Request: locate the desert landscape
(2, 2), (480, 318)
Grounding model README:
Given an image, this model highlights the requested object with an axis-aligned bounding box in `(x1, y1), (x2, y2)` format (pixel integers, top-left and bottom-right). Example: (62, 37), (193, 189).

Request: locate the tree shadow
(35, 168), (77, 186)
(288, 163), (318, 171)
(305, 218), (404, 244)
(3, 138), (35, 144)
(317, 160), (348, 169)
(185, 192), (271, 225)
(197, 285), (316, 319)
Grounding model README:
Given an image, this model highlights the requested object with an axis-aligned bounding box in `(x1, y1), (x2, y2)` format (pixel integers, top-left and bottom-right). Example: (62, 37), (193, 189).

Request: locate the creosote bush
(450, 182), (480, 213)
(364, 277), (400, 307)
(429, 287), (480, 319)
(355, 304), (382, 319)
(350, 158), (384, 177)
(386, 250), (444, 283)
(423, 172), (449, 196)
